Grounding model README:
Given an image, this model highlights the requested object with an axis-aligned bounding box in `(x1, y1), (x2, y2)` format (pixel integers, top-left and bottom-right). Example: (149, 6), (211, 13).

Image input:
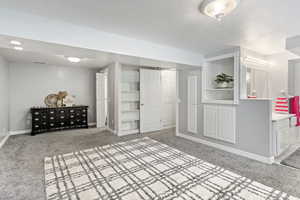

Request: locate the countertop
(272, 113), (296, 122)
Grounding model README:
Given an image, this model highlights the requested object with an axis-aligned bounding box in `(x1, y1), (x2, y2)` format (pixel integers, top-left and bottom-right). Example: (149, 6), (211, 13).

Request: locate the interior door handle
(140, 104), (144, 106)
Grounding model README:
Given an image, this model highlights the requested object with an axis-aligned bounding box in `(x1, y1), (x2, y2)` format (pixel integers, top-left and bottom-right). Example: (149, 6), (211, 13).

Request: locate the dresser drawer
(57, 109), (67, 115)
(48, 109), (56, 115)
(31, 106), (88, 135)
(57, 121), (67, 127)
(48, 115), (56, 121)
(57, 114), (67, 121)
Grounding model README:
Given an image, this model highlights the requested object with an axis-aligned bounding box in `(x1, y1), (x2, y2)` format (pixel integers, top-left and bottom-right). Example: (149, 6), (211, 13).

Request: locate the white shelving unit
(120, 67), (140, 135)
(202, 52), (239, 104)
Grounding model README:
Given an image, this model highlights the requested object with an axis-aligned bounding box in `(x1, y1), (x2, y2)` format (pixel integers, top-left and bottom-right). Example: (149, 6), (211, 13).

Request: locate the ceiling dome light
(10, 40), (22, 45)
(13, 46), (23, 51)
(199, 0), (240, 21)
(67, 57), (81, 63)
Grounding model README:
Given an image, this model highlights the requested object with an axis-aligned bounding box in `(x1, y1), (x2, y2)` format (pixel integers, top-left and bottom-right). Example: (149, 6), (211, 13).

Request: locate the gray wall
(0, 56), (9, 141)
(178, 70), (273, 157)
(9, 62), (97, 131)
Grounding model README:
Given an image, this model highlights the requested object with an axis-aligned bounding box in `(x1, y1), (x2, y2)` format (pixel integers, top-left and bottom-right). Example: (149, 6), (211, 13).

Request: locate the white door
(204, 105), (218, 138)
(188, 75), (198, 133)
(140, 69), (162, 133)
(96, 73), (107, 128)
(218, 105), (236, 143)
(161, 70), (176, 128)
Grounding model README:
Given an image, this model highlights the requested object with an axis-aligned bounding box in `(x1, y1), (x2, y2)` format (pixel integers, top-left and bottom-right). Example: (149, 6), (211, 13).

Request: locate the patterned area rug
(45, 137), (299, 200)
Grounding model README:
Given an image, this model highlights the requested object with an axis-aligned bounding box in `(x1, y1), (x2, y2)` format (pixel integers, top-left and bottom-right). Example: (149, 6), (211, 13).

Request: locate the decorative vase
(57, 99), (63, 107)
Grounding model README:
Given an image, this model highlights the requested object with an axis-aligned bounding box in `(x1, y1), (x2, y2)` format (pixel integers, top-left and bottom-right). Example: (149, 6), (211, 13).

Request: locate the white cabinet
(188, 75), (198, 133)
(204, 104), (236, 143)
(204, 105), (218, 138)
(273, 119), (292, 156)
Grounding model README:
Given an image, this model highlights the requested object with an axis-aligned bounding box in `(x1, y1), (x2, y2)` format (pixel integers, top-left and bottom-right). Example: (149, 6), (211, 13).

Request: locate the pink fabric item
(275, 97), (289, 113)
(289, 96), (300, 126)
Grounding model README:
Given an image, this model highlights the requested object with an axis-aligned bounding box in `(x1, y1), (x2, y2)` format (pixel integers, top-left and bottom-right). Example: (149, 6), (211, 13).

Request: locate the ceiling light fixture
(10, 40), (22, 45)
(67, 57), (81, 63)
(13, 46), (23, 51)
(199, 0), (240, 21)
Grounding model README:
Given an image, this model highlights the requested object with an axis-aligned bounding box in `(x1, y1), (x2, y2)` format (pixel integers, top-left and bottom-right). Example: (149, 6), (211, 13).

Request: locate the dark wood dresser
(31, 106), (88, 135)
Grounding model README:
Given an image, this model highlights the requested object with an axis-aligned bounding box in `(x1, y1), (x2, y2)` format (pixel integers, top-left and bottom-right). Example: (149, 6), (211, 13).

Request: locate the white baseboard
(161, 125), (176, 130)
(88, 122), (96, 126)
(177, 133), (275, 164)
(9, 122), (97, 136)
(106, 128), (117, 134)
(0, 134), (10, 149)
(9, 129), (31, 135)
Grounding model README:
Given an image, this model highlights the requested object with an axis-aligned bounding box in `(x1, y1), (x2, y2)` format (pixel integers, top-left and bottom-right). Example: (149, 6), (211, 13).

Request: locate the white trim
(88, 122), (97, 127)
(176, 70), (180, 136)
(0, 134), (10, 149)
(9, 129), (31, 135)
(177, 132), (275, 164)
(205, 53), (236, 62)
(9, 122), (97, 136)
(160, 125), (176, 130)
(106, 127), (117, 134)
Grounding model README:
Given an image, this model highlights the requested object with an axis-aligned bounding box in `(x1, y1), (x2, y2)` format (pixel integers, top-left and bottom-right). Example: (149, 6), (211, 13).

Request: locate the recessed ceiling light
(13, 46), (23, 51)
(199, 0), (240, 21)
(67, 57), (81, 63)
(10, 40), (22, 45)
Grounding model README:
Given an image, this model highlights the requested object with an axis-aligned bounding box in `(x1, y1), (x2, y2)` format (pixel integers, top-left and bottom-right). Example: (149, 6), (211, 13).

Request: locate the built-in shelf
(122, 100), (140, 103)
(206, 88), (233, 91)
(122, 119), (140, 123)
(122, 91), (139, 94)
(202, 100), (234, 105)
(120, 67), (140, 136)
(202, 52), (239, 105)
(122, 110), (140, 113)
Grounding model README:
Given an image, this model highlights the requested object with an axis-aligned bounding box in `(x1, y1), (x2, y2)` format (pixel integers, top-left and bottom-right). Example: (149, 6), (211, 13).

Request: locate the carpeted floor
(1, 128), (300, 200)
(281, 148), (300, 169)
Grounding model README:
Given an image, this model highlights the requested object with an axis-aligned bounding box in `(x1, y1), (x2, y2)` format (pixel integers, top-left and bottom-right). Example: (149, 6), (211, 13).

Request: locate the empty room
(1, 0), (300, 199)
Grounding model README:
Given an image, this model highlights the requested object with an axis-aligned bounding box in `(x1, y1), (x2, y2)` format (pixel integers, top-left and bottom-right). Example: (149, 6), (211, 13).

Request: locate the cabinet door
(204, 105), (218, 138)
(218, 105), (236, 143)
(188, 75), (198, 133)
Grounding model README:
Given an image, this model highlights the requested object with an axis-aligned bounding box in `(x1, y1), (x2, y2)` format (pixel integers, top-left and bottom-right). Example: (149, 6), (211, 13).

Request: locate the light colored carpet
(281, 148), (300, 169)
(45, 137), (299, 200)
